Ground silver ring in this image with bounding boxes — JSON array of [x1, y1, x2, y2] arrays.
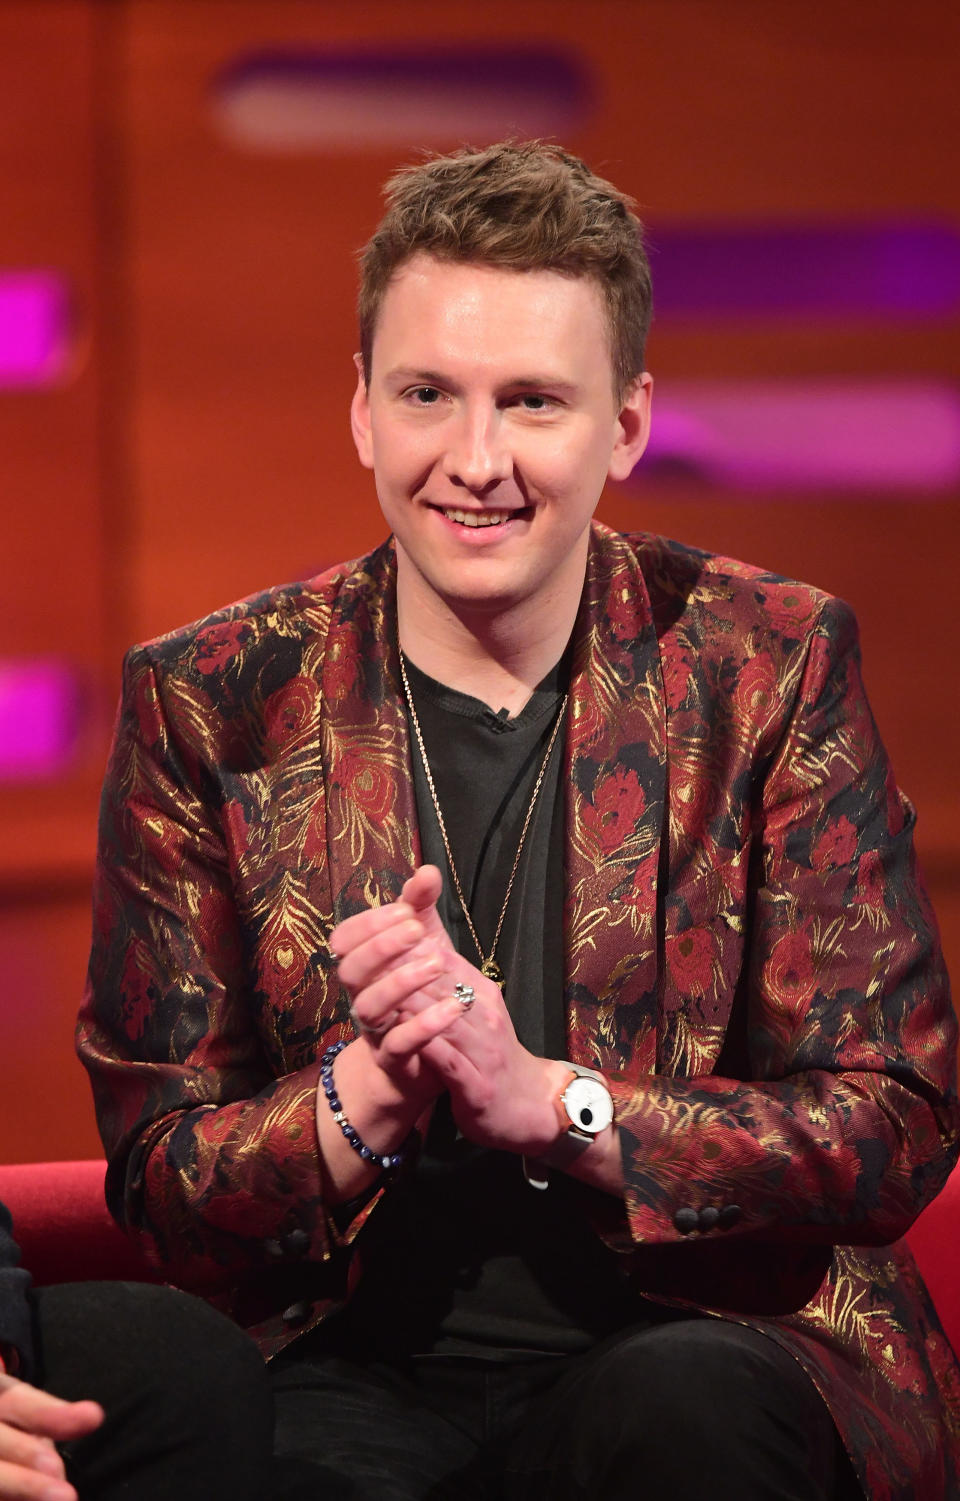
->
[[453, 982, 476, 1013]]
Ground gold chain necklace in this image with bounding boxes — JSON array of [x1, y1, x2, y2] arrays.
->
[[398, 649, 568, 992]]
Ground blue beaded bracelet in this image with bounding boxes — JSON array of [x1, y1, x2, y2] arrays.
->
[[319, 1040, 407, 1171]]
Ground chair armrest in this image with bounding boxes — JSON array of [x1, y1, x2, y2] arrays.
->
[[2, 1159, 954, 1346], [0, 1160, 160, 1286], [906, 1165, 960, 1356]]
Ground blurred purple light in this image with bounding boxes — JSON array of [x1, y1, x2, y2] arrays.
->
[[212, 46, 592, 150], [0, 661, 82, 779], [642, 381, 960, 491], [649, 225, 960, 317], [0, 272, 71, 387]]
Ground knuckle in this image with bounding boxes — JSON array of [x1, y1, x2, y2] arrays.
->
[[335, 956, 359, 989], [476, 1078, 495, 1108]]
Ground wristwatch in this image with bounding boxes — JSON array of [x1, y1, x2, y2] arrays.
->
[[522, 1064, 615, 1191], [554, 1063, 614, 1141]]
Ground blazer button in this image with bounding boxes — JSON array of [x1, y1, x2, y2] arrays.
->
[[281, 1300, 312, 1327], [280, 1228, 311, 1258], [673, 1207, 700, 1235], [718, 1204, 743, 1230], [698, 1206, 720, 1231]]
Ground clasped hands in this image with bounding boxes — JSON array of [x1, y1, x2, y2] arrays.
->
[[329, 865, 571, 1160]]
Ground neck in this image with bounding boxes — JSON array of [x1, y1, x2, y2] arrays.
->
[[396, 561, 584, 718]]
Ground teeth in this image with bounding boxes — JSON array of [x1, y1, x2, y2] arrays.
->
[[443, 508, 512, 528]]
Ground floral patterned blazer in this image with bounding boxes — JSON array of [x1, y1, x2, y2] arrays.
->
[[78, 524, 960, 1499]]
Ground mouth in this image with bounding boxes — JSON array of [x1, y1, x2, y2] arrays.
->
[[433, 506, 529, 530]]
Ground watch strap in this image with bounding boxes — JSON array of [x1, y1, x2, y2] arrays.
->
[[558, 1060, 606, 1083]]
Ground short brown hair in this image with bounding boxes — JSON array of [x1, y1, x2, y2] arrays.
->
[[357, 141, 652, 399]]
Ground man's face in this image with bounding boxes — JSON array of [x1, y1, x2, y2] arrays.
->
[[351, 253, 651, 623]]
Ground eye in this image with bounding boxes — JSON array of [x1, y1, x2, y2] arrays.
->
[[513, 393, 555, 412], [406, 385, 443, 405]]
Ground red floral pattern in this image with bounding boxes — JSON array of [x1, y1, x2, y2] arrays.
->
[[582, 767, 647, 857], [661, 648, 695, 710], [331, 745, 395, 824], [855, 848, 886, 909], [762, 925, 819, 1014], [665, 926, 716, 996], [263, 675, 320, 749], [811, 815, 858, 872], [194, 619, 252, 676], [733, 651, 779, 726]]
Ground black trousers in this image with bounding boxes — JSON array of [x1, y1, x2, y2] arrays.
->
[[33, 1280, 273, 1500], [269, 1318, 863, 1500]]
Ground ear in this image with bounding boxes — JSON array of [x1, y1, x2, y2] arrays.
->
[[350, 353, 375, 470], [607, 372, 653, 483]]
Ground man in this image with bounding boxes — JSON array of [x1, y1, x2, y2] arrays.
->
[[0, 1198, 272, 1498], [78, 142, 960, 1499]]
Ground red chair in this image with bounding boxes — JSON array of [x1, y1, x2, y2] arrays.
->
[[0, 1158, 957, 1353], [902, 1162, 960, 1350], [0, 1159, 159, 1286]]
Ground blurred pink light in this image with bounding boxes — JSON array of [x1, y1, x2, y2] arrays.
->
[[642, 381, 960, 491], [0, 272, 71, 387], [0, 661, 81, 779]]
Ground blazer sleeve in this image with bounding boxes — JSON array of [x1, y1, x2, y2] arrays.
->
[[0, 1201, 35, 1381], [77, 645, 339, 1292], [611, 596, 960, 1249]]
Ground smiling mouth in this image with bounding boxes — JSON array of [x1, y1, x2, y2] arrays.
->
[[438, 507, 523, 528]]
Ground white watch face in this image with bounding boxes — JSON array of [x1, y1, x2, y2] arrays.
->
[[563, 1076, 614, 1136]]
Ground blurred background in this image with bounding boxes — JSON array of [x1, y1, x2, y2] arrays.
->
[[2, 0, 958, 1162]]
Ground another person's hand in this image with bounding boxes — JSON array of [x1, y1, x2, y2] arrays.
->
[[0, 1368, 102, 1501]]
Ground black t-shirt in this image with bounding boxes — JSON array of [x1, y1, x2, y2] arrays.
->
[[407, 652, 568, 1058], [318, 659, 644, 1361]]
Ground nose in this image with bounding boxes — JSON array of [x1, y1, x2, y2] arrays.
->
[[441, 405, 513, 493]]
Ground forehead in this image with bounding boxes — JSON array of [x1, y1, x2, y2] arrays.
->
[[371, 253, 613, 380]]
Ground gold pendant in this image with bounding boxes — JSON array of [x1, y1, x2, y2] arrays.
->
[[481, 958, 505, 989]]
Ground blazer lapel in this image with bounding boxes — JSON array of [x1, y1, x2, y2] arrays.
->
[[320, 541, 421, 924], [563, 525, 667, 1082]]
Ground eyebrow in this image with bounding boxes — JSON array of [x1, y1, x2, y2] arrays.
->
[[385, 366, 580, 394], [385, 368, 449, 387]]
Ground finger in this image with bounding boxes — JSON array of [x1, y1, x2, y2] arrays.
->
[[351, 950, 450, 1030], [0, 1428, 78, 1498], [330, 897, 418, 960], [399, 868, 455, 947], [0, 1424, 65, 1475], [336, 917, 425, 992], [0, 1451, 77, 1501], [0, 1384, 103, 1444], [375, 996, 472, 1060], [0, 1455, 76, 1501], [400, 865, 444, 912]]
